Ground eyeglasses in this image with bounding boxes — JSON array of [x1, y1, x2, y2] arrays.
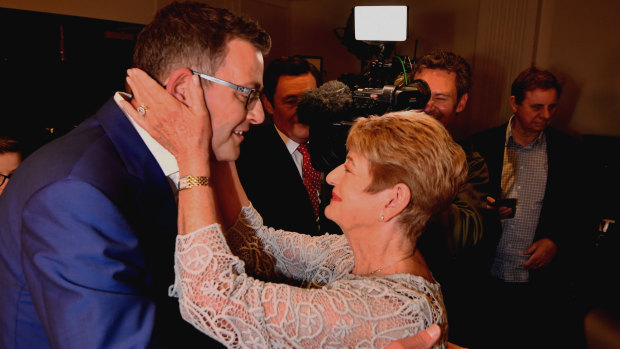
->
[[0, 173, 11, 186], [191, 70, 261, 110]]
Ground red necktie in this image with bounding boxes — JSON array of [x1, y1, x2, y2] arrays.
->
[[297, 143, 321, 217]]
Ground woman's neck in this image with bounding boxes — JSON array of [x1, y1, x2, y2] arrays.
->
[[348, 225, 432, 282]]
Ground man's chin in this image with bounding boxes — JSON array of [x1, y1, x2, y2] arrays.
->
[[291, 126, 310, 144], [213, 147, 241, 162]]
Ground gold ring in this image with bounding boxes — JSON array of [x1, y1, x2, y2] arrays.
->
[[137, 105, 149, 116]]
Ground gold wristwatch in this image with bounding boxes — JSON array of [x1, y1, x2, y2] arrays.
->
[[178, 175, 210, 190]]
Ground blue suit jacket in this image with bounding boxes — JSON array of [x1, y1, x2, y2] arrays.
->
[[0, 98, 222, 348]]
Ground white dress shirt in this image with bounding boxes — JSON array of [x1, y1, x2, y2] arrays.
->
[[274, 124, 303, 178]]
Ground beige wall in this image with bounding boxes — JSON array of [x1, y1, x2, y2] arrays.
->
[[541, 0, 620, 137], [2, 0, 618, 137], [286, 1, 480, 82], [0, 0, 157, 24]]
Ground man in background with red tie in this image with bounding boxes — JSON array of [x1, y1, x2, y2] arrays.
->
[[236, 55, 336, 236]]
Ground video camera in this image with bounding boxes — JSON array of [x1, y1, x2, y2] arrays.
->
[[298, 6, 430, 173]]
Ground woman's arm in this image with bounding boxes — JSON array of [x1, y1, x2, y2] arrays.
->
[[171, 224, 444, 348], [225, 208, 353, 284]]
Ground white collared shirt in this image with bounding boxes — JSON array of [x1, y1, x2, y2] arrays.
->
[[113, 92, 180, 192], [274, 124, 303, 178]]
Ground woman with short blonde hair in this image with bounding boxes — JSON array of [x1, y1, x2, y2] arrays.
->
[[347, 112, 467, 242]]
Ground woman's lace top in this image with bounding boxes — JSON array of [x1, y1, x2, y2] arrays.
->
[[169, 205, 447, 348]]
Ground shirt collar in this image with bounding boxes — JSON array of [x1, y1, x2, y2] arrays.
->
[[505, 114, 546, 147], [274, 124, 301, 154], [113, 92, 179, 178]]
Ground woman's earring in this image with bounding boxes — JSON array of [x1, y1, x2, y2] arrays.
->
[[380, 215, 384, 221]]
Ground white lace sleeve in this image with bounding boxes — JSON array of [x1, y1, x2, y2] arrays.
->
[[170, 223, 448, 349], [224, 205, 353, 285]]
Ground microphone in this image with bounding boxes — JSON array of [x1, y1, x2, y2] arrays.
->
[[296, 80, 354, 127], [295, 79, 430, 174], [296, 80, 355, 174]]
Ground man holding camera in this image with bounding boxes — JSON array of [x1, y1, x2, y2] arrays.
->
[[407, 50, 500, 347], [236, 55, 335, 236]]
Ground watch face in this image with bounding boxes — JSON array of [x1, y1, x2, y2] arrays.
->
[[178, 177, 188, 190]]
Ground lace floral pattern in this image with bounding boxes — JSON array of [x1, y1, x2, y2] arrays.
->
[[170, 205, 447, 348]]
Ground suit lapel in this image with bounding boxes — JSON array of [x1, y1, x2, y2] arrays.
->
[[265, 126, 314, 201], [95, 98, 178, 239]]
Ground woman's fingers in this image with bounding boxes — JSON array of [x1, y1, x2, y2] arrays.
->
[[121, 68, 212, 159], [126, 68, 166, 107], [115, 92, 141, 121], [186, 74, 212, 141], [188, 74, 209, 119]]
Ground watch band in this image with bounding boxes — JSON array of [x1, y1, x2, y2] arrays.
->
[[178, 175, 210, 190]]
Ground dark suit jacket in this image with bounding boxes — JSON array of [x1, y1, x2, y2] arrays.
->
[[469, 123, 583, 281], [236, 123, 337, 236], [0, 98, 222, 348]]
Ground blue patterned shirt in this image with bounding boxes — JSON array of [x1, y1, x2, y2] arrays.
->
[[490, 116, 548, 282]]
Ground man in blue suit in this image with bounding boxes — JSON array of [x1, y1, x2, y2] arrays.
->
[[0, 2, 270, 347]]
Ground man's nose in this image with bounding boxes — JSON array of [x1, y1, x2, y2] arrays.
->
[[424, 101, 434, 114], [248, 101, 265, 124]]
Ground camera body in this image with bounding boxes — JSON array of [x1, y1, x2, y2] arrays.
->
[[352, 80, 430, 117], [298, 74, 430, 174], [301, 5, 431, 173]]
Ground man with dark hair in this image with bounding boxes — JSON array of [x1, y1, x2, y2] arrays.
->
[[0, 2, 269, 348], [407, 50, 500, 346], [469, 66, 582, 348], [0, 136, 22, 196], [236, 55, 333, 236]]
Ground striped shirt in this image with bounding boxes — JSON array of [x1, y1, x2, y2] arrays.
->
[[491, 116, 548, 282]]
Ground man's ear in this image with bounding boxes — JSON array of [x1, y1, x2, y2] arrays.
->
[[261, 94, 274, 115], [456, 92, 469, 113], [382, 183, 411, 222], [509, 95, 518, 113], [164, 68, 195, 106]]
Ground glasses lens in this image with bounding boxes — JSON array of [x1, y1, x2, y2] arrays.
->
[[246, 90, 261, 110]]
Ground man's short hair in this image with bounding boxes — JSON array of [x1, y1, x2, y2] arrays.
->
[[412, 50, 471, 100], [133, 1, 271, 82], [0, 136, 22, 156], [262, 55, 322, 104], [511, 66, 562, 105]]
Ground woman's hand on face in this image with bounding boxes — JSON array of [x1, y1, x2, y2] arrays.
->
[[120, 68, 212, 164]]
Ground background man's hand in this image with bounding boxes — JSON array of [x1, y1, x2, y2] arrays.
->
[[523, 238, 558, 269], [486, 196, 514, 220]]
